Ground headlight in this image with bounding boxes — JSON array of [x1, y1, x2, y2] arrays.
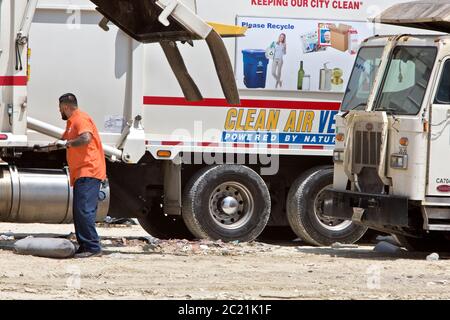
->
[[333, 149, 345, 163], [390, 154, 408, 170]]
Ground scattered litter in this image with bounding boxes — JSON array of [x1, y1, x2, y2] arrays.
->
[[0, 235, 14, 241], [200, 245, 209, 250], [259, 293, 304, 299], [181, 245, 192, 253], [427, 280, 448, 286], [24, 288, 38, 294], [373, 241, 403, 254], [103, 217, 137, 226], [426, 253, 440, 261], [101, 240, 113, 245], [221, 249, 231, 256], [107, 253, 136, 260], [331, 242, 359, 249], [140, 236, 161, 245]]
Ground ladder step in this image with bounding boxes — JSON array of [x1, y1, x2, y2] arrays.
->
[[428, 224, 450, 231]]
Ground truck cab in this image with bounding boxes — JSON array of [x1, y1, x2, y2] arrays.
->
[[324, 1, 450, 250]]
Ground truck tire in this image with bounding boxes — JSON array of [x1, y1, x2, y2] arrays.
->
[[287, 166, 368, 246], [393, 233, 449, 252], [182, 165, 271, 242], [138, 199, 193, 240]]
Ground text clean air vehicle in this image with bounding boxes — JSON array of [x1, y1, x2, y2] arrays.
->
[[324, 0, 450, 251], [1, 0, 415, 244]]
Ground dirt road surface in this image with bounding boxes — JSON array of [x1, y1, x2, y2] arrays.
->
[[0, 223, 449, 300]]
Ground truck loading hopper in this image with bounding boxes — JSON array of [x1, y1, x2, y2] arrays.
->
[[371, 0, 450, 33]]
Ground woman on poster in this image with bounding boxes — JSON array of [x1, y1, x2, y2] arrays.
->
[[272, 33, 287, 88]]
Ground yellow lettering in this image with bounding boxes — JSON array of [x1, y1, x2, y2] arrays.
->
[[296, 111, 304, 133], [266, 110, 280, 131], [225, 108, 237, 130], [302, 111, 315, 132], [236, 109, 245, 131], [284, 111, 297, 132], [245, 109, 257, 131], [254, 110, 266, 131]]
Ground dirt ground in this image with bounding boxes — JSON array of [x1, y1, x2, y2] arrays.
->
[[0, 223, 449, 300]]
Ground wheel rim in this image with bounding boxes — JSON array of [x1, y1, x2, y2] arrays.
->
[[313, 185, 353, 231], [209, 182, 254, 230]]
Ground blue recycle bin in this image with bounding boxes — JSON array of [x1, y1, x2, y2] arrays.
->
[[242, 49, 269, 89]]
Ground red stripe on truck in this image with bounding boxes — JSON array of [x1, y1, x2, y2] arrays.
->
[[161, 141, 183, 146], [0, 76, 28, 86], [268, 144, 290, 149], [303, 145, 324, 150], [143, 96, 340, 110]]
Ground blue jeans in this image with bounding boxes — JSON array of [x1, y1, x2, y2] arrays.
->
[[73, 177, 102, 253]]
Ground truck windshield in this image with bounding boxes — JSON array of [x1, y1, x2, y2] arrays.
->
[[375, 46, 437, 115], [341, 47, 383, 111]]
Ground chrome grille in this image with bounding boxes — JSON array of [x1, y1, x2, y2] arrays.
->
[[353, 130, 382, 167]]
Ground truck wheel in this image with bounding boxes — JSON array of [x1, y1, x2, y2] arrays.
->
[[393, 233, 449, 252], [182, 165, 271, 242], [138, 198, 193, 240], [287, 166, 368, 246]]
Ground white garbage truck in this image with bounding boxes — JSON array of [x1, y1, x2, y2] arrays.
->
[[1, 0, 413, 244], [324, 0, 450, 251]]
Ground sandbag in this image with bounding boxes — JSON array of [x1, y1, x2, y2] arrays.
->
[[14, 237, 76, 259]]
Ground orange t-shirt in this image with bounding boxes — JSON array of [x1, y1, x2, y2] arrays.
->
[[62, 109, 107, 186]]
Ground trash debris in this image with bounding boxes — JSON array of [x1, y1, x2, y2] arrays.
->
[[140, 236, 161, 246], [427, 280, 448, 286], [104, 217, 137, 226], [14, 238, 75, 259], [101, 240, 113, 245], [426, 253, 440, 261], [0, 235, 14, 241], [200, 245, 209, 250], [107, 253, 136, 260], [373, 241, 403, 254], [24, 288, 38, 294], [181, 245, 193, 253], [331, 242, 358, 249]]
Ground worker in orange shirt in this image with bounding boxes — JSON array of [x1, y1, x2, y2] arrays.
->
[[57, 93, 106, 258]]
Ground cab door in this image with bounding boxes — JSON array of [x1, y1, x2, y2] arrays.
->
[[427, 58, 450, 196]]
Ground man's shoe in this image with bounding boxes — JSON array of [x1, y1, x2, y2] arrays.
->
[[75, 247, 85, 254], [74, 251, 102, 259]]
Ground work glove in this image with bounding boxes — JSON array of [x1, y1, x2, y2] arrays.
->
[[55, 140, 68, 148]]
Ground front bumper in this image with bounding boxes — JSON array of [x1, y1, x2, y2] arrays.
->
[[323, 189, 409, 228]]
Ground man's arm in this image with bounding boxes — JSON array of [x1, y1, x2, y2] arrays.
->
[[68, 132, 93, 148]]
